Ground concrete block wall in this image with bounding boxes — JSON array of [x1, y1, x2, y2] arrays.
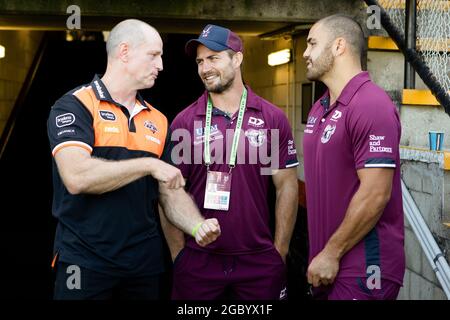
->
[[401, 105, 450, 151], [398, 158, 450, 300], [0, 30, 43, 136]]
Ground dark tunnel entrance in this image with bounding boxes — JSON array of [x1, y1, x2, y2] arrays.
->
[[0, 31, 309, 299]]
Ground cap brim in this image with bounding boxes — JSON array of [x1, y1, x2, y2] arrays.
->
[[185, 39, 230, 57]]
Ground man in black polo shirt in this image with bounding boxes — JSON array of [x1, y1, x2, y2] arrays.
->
[[47, 19, 220, 300]]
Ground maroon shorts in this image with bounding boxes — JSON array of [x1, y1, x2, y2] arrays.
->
[[312, 277, 401, 300], [171, 246, 286, 300]]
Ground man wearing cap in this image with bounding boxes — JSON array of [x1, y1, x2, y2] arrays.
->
[[159, 24, 299, 300], [302, 14, 404, 300]]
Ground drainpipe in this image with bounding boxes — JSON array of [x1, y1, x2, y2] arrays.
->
[[404, 0, 416, 89]]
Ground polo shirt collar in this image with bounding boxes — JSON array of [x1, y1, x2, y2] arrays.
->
[[195, 85, 261, 116], [336, 71, 371, 106], [90, 74, 150, 110]]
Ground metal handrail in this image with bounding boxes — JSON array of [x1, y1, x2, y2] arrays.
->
[[402, 179, 450, 299]]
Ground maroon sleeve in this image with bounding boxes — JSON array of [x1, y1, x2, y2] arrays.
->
[[348, 97, 400, 170]]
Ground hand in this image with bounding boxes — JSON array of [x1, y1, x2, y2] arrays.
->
[[149, 158, 185, 189], [307, 249, 340, 287], [195, 218, 221, 247]]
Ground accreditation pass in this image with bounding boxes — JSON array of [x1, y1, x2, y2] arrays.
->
[[203, 171, 232, 211]]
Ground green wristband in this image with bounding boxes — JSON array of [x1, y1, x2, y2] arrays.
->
[[191, 222, 203, 237]]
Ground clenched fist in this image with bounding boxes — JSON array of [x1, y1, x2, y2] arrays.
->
[[194, 218, 221, 247]]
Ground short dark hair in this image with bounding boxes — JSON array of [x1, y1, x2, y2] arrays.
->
[[225, 49, 236, 59], [318, 14, 366, 61]]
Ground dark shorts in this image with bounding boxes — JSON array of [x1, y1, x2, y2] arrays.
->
[[53, 262, 160, 300], [171, 246, 286, 300], [312, 277, 401, 300]]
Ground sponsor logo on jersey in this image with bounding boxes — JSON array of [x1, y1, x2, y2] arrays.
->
[[330, 110, 342, 122], [99, 110, 116, 122], [56, 113, 75, 128], [369, 135, 392, 153], [306, 116, 317, 128], [57, 129, 76, 136], [288, 140, 297, 155], [94, 80, 105, 99], [248, 116, 264, 127], [104, 126, 120, 133], [195, 124, 218, 137], [145, 135, 161, 145]]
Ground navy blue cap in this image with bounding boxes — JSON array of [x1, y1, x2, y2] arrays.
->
[[185, 24, 243, 56]]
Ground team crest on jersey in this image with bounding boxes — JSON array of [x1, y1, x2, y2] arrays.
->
[[321, 124, 336, 144], [245, 129, 266, 147], [144, 120, 158, 133]]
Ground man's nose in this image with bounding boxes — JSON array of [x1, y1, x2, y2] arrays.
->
[[156, 56, 163, 71]]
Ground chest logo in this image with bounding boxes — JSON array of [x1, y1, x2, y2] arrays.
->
[[330, 110, 342, 122], [248, 117, 264, 127], [56, 113, 75, 128], [321, 124, 336, 144], [245, 129, 266, 147], [99, 110, 116, 122], [144, 120, 158, 133]]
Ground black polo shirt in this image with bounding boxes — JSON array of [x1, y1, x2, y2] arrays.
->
[[47, 75, 171, 276]]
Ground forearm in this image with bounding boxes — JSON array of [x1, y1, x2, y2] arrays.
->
[[324, 188, 388, 259], [274, 181, 298, 255], [159, 186, 204, 235], [69, 156, 153, 194], [158, 204, 185, 259]]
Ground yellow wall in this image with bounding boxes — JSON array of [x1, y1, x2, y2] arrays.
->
[[241, 33, 309, 180]]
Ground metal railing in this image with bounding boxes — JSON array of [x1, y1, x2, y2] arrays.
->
[[402, 180, 450, 299]]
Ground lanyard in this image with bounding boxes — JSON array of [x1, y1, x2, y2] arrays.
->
[[204, 88, 247, 170]]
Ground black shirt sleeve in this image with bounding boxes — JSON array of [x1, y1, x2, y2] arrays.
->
[[47, 94, 95, 156]]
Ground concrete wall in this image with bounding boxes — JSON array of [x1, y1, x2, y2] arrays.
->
[[398, 155, 450, 300], [0, 30, 43, 136], [401, 105, 450, 150]]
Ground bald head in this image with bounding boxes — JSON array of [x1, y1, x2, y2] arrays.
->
[[316, 14, 366, 60], [106, 19, 159, 59]]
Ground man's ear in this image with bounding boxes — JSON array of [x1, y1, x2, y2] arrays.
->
[[233, 51, 243, 68], [333, 38, 346, 57], [118, 42, 129, 62]]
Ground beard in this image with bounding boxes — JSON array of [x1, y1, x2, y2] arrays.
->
[[306, 45, 334, 81], [203, 69, 236, 94]]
